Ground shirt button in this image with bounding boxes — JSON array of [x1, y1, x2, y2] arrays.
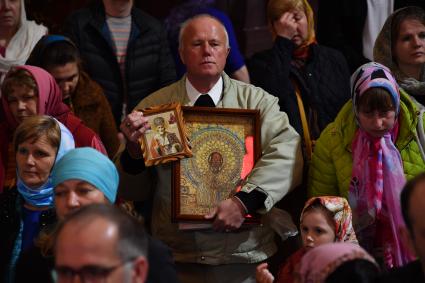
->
[[201, 256, 205, 261]]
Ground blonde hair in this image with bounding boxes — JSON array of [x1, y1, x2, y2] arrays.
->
[[267, 0, 305, 23], [266, 0, 316, 44]]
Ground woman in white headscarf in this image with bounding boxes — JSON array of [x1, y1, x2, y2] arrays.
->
[[0, 0, 47, 82]]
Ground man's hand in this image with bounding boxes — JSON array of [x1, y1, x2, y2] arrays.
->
[[256, 263, 275, 283], [273, 12, 297, 40], [204, 197, 246, 232], [120, 111, 150, 159]]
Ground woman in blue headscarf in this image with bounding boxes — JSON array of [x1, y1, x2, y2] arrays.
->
[[50, 147, 179, 283], [52, 147, 119, 220], [0, 115, 74, 282]]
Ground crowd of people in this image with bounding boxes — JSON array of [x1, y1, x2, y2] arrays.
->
[[2, 0, 425, 282]]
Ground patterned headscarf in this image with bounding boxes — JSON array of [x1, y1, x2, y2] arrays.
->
[[297, 242, 378, 283], [349, 62, 412, 268], [351, 62, 400, 117], [301, 196, 358, 243]]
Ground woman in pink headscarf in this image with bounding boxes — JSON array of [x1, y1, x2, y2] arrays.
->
[[0, 65, 107, 193], [309, 62, 421, 268], [296, 242, 379, 283]]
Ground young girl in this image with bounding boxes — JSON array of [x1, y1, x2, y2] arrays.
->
[[309, 62, 419, 268], [256, 196, 357, 283]]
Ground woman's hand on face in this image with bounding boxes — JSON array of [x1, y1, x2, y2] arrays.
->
[[273, 12, 298, 41]]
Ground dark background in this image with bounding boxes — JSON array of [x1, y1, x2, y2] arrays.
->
[[25, 0, 318, 58]]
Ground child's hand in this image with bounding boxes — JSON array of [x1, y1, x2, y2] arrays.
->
[[256, 263, 275, 283]]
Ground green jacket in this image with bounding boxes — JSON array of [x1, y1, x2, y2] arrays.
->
[[308, 89, 425, 198], [117, 73, 303, 264]]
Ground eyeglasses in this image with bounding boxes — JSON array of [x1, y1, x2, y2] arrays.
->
[[52, 259, 134, 283]]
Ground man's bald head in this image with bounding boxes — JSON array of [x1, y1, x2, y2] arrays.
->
[[178, 14, 230, 51]]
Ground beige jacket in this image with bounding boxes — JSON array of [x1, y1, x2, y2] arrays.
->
[[117, 73, 302, 264]]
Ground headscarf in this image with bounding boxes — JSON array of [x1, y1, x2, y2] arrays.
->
[[17, 119, 75, 208], [1, 65, 70, 130], [52, 147, 119, 203], [26, 35, 78, 68], [0, 65, 71, 191], [267, 0, 316, 60], [374, 6, 425, 98], [0, 0, 47, 80], [297, 242, 378, 283], [301, 196, 358, 243], [349, 62, 413, 268]]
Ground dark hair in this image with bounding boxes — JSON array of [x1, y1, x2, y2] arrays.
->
[[391, 6, 425, 52], [325, 259, 379, 283], [356, 87, 395, 113], [27, 36, 81, 70], [1, 68, 38, 98], [54, 204, 148, 260], [401, 172, 425, 232], [302, 199, 336, 234]]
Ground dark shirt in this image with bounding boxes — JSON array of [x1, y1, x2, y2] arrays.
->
[[378, 260, 425, 283], [21, 207, 42, 251]]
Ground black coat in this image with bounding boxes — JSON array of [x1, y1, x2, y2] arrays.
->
[[247, 37, 351, 141], [0, 189, 56, 281], [64, 1, 176, 125], [377, 260, 425, 283], [317, 0, 425, 72]]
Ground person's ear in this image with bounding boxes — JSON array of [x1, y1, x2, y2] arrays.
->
[[179, 47, 185, 65], [133, 256, 149, 283], [400, 226, 417, 256]]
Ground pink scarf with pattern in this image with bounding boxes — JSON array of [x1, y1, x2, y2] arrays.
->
[[349, 62, 413, 268]]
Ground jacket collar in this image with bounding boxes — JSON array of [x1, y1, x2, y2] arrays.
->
[[71, 71, 103, 108], [175, 72, 233, 106]]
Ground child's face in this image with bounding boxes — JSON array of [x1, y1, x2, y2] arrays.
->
[[357, 109, 396, 138], [300, 210, 336, 250]]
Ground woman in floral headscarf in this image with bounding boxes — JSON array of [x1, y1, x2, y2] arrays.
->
[[374, 6, 425, 106], [308, 62, 423, 268], [256, 196, 357, 283], [296, 242, 379, 283]]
